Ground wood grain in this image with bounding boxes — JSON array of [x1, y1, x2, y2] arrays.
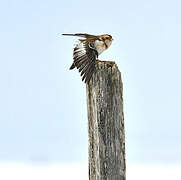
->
[[86, 61, 126, 180]]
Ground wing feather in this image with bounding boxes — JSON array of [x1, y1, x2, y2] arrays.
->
[[82, 51, 96, 83], [71, 41, 97, 83]]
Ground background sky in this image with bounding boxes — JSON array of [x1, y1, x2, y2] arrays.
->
[[0, 0, 181, 179]]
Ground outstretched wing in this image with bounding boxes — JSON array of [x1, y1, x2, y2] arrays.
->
[[72, 41, 98, 83]]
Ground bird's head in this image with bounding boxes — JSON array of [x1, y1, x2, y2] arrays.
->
[[100, 34, 113, 49]]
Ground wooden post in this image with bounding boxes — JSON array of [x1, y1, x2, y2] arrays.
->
[[86, 61, 126, 180]]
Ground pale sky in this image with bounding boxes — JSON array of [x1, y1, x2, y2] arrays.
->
[[0, 0, 181, 178]]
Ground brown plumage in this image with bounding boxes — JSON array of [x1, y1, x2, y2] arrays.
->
[[62, 33, 113, 83]]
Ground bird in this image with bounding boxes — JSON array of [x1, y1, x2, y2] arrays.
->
[[62, 33, 113, 83]]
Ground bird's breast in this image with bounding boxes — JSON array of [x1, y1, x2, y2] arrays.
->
[[94, 40, 106, 55]]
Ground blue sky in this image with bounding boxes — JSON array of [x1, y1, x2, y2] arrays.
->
[[0, 0, 181, 171]]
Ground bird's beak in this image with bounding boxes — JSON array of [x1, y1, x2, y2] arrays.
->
[[111, 37, 114, 41]]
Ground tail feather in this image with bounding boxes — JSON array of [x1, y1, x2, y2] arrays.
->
[[62, 33, 76, 36], [62, 33, 97, 39]]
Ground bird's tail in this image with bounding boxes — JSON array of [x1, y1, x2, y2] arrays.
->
[[62, 33, 97, 39], [62, 33, 77, 36]]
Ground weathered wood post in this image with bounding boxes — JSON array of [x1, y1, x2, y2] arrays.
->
[[86, 61, 126, 180]]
